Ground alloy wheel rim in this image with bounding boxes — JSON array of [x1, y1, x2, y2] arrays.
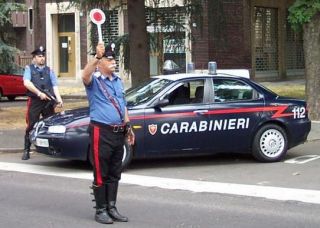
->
[[259, 129, 285, 158]]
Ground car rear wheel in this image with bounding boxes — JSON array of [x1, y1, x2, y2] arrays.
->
[[252, 124, 288, 162], [88, 138, 133, 170]]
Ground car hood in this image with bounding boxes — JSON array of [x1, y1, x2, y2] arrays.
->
[[43, 107, 89, 126]]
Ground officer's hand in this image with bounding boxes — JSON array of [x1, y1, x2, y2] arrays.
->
[[127, 129, 135, 145], [95, 42, 105, 59], [56, 99, 63, 108], [38, 92, 49, 100]]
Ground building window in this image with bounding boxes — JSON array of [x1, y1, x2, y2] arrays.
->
[[58, 14, 75, 32], [28, 8, 33, 30], [254, 7, 278, 72], [286, 12, 304, 71]]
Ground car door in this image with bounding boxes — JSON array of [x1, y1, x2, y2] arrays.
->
[[143, 78, 212, 156], [10, 74, 25, 95], [0, 74, 10, 95], [207, 78, 264, 153], [1, 74, 24, 95]]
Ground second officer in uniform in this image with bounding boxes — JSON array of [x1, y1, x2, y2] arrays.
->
[[22, 46, 63, 160]]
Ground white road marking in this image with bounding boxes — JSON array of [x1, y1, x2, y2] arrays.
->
[[1, 161, 320, 204], [284, 155, 320, 164]]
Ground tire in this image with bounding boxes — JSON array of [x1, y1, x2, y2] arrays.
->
[[252, 124, 288, 162], [7, 96, 16, 101], [121, 139, 133, 170], [0, 89, 3, 101], [87, 138, 133, 170]]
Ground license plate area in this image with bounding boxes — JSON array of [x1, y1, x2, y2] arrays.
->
[[36, 138, 49, 147]]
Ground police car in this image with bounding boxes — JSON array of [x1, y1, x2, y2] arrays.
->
[[30, 67, 311, 169]]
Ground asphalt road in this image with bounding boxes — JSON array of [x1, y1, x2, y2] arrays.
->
[[1, 142, 320, 228], [1, 170, 320, 228]]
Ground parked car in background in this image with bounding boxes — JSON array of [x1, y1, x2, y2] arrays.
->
[[0, 67, 26, 101], [30, 68, 311, 169], [163, 60, 181, 75]]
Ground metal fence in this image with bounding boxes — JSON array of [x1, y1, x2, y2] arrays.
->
[[17, 55, 33, 67]]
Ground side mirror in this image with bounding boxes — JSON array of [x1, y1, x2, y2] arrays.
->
[[154, 98, 169, 108]]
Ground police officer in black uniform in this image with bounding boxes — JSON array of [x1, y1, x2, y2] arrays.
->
[[82, 42, 135, 224], [22, 46, 63, 160]]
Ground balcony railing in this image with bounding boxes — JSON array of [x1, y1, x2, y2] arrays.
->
[[17, 55, 33, 67]]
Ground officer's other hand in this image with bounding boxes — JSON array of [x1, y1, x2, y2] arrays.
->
[[39, 92, 49, 100], [127, 129, 135, 145], [56, 100, 63, 108], [95, 42, 105, 59]]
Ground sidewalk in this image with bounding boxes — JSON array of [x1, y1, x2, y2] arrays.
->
[[57, 77, 131, 99]]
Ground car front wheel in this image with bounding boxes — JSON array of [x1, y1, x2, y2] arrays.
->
[[121, 139, 133, 170], [252, 124, 288, 162]]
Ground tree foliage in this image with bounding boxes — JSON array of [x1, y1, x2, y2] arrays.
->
[[288, 0, 320, 120], [0, 1, 25, 73], [288, 0, 320, 31]]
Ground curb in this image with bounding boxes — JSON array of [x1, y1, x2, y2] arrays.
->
[[0, 147, 36, 153], [61, 95, 87, 99], [0, 148, 23, 153]]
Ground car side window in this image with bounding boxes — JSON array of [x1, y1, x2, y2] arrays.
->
[[166, 79, 205, 105], [213, 78, 255, 102]]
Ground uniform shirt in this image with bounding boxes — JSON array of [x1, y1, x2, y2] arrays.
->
[[85, 71, 126, 125], [23, 64, 58, 86]]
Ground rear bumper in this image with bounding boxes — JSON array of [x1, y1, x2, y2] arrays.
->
[[287, 119, 311, 148]]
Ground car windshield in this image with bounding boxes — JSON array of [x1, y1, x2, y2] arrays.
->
[[126, 78, 172, 106]]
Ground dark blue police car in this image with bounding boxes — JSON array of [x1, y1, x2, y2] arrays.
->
[[30, 69, 311, 169]]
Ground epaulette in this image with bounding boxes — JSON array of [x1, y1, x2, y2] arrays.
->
[[93, 71, 102, 78]]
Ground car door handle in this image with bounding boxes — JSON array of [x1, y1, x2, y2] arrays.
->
[[193, 110, 209, 114]]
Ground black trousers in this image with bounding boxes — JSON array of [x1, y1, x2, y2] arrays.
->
[[25, 97, 55, 135], [89, 122, 125, 187]]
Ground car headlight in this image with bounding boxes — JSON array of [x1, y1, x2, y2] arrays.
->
[[48, 125, 66, 134]]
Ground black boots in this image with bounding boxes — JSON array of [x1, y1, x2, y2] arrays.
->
[[106, 182, 128, 222], [92, 182, 128, 224], [107, 201, 129, 222], [21, 135, 31, 160], [92, 185, 113, 224]]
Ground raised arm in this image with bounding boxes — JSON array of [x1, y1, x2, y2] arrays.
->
[[82, 42, 105, 85]]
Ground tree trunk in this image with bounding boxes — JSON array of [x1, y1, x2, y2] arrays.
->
[[127, 0, 149, 87], [303, 13, 320, 121]]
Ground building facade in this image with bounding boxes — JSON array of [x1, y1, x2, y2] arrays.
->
[[13, 0, 304, 82]]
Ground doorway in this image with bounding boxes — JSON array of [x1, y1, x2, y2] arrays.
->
[[58, 14, 75, 77], [58, 32, 75, 77]]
